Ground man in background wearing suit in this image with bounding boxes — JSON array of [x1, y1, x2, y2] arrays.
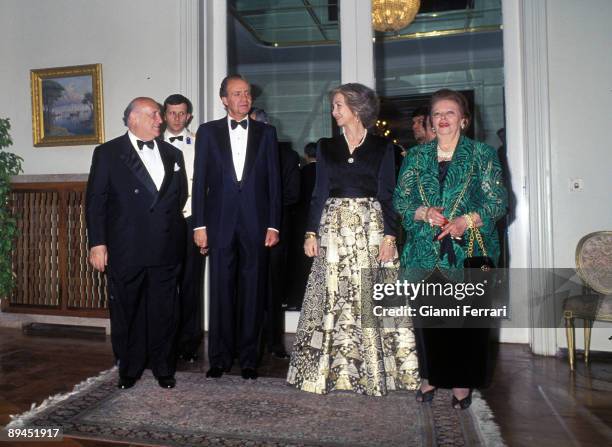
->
[[162, 94, 203, 363], [287, 142, 317, 310], [267, 140, 300, 358], [86, 97, 187, 390], [249, 107, 300, 359], [411, 106, 429, 145], [192, 75, 281, 380]]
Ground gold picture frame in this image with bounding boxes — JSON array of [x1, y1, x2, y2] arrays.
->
[[31, 63, 104, 147]]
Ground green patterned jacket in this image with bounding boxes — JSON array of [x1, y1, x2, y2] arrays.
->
[[393, 136, 507, 281]]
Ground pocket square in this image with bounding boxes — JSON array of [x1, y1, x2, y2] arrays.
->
[[174, 162, 181, 172]]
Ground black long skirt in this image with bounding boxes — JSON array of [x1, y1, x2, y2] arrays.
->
[[415, 327, 489, 388], [414, 271, 490, 389]]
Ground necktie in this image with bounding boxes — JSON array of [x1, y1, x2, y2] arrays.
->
[[169, 135, 183, 143], [230, 119, 248, 130], [137, 140, 154, 150]]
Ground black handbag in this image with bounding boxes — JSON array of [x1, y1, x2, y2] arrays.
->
[[463, 255, 495, 270], [463, 226, 495, 284], [463, 227, 498, 327]]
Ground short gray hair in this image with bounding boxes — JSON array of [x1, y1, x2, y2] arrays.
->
[[122, 98, 138, 126], [329, 83, 379, 128], [219, 74, 248, 98], [122, 97, 159, 126]]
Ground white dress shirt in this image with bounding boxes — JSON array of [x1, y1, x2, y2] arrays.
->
[[193, 117, 277, 234], [165, 128, 195, 216], [128, 130, 164, 190], [227, 115, 248, 181]]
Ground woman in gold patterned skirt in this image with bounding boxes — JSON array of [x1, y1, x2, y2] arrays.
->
[[286, 83, 419, 396]]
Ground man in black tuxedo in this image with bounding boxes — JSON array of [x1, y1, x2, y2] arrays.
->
[[86, 97, 187, 390], [248, 108, 300, 358], [265, 141, 300, 358], [287, 142, 317, 309], [161, 94, 203, 363], [192, 75, 281, 380]]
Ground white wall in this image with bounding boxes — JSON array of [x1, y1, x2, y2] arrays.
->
[[0, 0, 183, 175], [546, 0, 612, 352]]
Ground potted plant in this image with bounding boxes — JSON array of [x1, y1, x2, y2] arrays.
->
[[0, 118, 23, 303]]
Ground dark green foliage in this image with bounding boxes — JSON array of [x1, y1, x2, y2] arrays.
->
[[0, 118, 23, 298]]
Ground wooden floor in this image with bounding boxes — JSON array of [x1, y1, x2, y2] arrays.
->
[[1, 327, 611, 447]]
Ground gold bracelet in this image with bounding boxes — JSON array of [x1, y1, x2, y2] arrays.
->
[[304, 232, 317, 240], [464, 213, 474, 229], [422, 206, 430, 222], [383, 236, 396, 246]]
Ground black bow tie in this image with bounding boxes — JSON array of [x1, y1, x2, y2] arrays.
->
[[230, 119, 248, 130], [136, 139, 154, 150], [169, 135, 183, 143]]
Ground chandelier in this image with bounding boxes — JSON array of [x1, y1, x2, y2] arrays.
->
[[371, 0, 421, 33]]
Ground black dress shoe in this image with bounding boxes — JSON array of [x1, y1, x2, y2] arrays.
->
[[206, 366, 224, 378], [451, 390, 473, 410], [241, 368, 258, 380], [415, 387, 436, 403], [117, 376, 137, 389], [157, 376, 176, 389]]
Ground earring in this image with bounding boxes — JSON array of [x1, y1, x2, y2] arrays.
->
[[432, 127, 436, 133], [460, 121, 466, 130]]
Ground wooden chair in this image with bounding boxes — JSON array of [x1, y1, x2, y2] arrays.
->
[[563, 231, 612, 370]]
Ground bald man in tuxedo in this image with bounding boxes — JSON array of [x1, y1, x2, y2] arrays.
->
[[86, 97, 187, 390]]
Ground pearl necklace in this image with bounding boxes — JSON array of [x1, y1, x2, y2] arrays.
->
[[437, 144, 455, 161], [344, 129, 367, 164]]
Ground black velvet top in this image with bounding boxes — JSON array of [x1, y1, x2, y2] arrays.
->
[[307, 133, 398, 236]]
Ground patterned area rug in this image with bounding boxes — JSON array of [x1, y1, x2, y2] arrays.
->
[[8, 369, 505, 446]]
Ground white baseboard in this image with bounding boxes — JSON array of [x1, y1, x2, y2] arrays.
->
[[0, 311, 110, 334], [499, 327, 529, 344]]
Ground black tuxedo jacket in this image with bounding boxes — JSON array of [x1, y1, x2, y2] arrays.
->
[[278, 143, 300, 208], [192, 117, 281, 248], [86, 133, 188, 270], [299, 162, 316, 206]]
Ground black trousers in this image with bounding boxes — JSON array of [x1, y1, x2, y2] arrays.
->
[[208, 223, 267, 369], [177, 216, 204, 355], [264, 209, 293, 352], [107, 263, 181, 379]]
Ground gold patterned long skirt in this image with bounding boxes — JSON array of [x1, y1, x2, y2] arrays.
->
[[287, 198, 419, 396]]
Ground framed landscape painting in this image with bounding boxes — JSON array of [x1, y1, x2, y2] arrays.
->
[[30, 64, 104, 147]]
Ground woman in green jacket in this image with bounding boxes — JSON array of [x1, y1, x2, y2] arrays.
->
[[393, 89, 507, 409]]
